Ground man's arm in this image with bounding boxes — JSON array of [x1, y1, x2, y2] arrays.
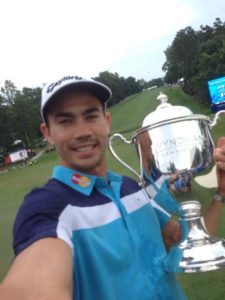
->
[[202, 137, 225, 235], [0, 238, 73, 300]]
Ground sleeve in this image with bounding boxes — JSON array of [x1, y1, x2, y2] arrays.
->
[[13, 187, 68, 256], [145, 174, 180, 215], [122, 175, 171, 227], [150, 198, 171, 228]]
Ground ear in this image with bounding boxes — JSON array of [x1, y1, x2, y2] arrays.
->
[[40, 123, 55, 146], [105, 112, 111, 135]]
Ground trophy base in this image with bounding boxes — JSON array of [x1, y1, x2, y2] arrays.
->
[[178, 201, 225, 273], [179, 237, 225, 273]]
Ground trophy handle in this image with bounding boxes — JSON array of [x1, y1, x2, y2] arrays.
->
[[210, 110, 225, 128], [109, 133, 142, 182]]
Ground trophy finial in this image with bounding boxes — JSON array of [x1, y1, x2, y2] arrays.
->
[[156, 92, 168, 104]]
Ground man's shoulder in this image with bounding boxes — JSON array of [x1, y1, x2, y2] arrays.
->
[[20, 178, 71, 212], [14, 179, 70, 241], [25, 178, 65, 198]]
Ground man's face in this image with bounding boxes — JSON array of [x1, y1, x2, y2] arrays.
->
[[40, 91, 111, 176]]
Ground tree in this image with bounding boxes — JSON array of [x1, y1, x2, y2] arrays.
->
[[0, 82, 19, 149], [190, 19, 225, 103], [163, 18, 225, 104], [147, 78, 164, 88], [0, 84, 42, 152], [0, 99, 13, 150], [94, 71, 143, 106], [10, 90, 42, 147], [0, 80, 18, 105], [163, 26, 198, 92], [126, 76, 142, 96]]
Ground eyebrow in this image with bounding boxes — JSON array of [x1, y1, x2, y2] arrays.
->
[[54, 112, 74, 119], [54, 107, 102, 119], [84, 107, 102, 115]]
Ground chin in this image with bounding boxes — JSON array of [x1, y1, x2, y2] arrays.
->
[[68, 161, 98, 172]]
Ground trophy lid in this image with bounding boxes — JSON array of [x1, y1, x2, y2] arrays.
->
[[142, 93, 193, 127]]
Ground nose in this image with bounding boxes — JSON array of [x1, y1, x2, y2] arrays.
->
[[72, 119, 92, 139]]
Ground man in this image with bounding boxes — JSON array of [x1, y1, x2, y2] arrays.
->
[[0, 76, 225, 299]]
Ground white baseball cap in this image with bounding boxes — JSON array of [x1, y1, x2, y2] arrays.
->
[[41, 75, 112, 121]]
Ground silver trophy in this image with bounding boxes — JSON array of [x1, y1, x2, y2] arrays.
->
[[109, 92, 225, 273]]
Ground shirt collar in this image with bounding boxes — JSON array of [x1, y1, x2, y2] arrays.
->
[[52, 165, 121, 196]]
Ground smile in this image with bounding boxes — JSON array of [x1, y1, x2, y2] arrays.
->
[[73, 144, 97, 153]]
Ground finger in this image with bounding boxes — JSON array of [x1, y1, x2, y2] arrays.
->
[[214, 137, 225, 163], [216, 161, 225, 171], [217, 137, 225, 148], [215, 137, 225, 194]]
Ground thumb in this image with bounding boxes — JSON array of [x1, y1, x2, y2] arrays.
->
[[215, 137, 225, 194]]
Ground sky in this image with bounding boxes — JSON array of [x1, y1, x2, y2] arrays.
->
[[1, 0, 225, 90]]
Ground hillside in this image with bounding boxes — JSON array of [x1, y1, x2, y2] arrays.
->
[[109, 85, 211, 135]]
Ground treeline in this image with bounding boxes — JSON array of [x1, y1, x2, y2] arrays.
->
[[94, 72, 163, 106], [0, 75, 161, 151], [163, 18, 225, 103], [0, 81, 42, 152]]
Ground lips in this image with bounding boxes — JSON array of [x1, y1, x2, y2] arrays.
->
[[74, 145, 96, 152], [70, 140, 98, 154]]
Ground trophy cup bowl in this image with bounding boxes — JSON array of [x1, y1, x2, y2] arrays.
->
[[109, 95, 225, 273]]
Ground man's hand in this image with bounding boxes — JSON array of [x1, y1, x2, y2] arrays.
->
[[202, 137, 225, 236], [161, 219, 182, 250], [169, 172, 192, 193], [214, 137, 225, 195]]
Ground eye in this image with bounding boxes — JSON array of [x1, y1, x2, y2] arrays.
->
[[57, 118, 72, 125], [87, 113, 99, 121]]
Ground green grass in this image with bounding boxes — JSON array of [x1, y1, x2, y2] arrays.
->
[[1, 86, 225, 299], [0, 151, 57, 278], [109, 86, 215, 135]]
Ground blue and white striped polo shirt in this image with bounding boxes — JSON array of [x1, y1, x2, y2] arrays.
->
[[13, 166, 186, 300]]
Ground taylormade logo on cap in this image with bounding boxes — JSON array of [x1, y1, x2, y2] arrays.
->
[[41, 75, 112, 122], [46, 76, 83, 94]]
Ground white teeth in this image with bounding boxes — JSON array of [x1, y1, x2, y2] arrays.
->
[[75, 145, 94, 152]]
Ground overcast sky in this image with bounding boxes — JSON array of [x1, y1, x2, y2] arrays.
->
[[1, 0, 225, 89]]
